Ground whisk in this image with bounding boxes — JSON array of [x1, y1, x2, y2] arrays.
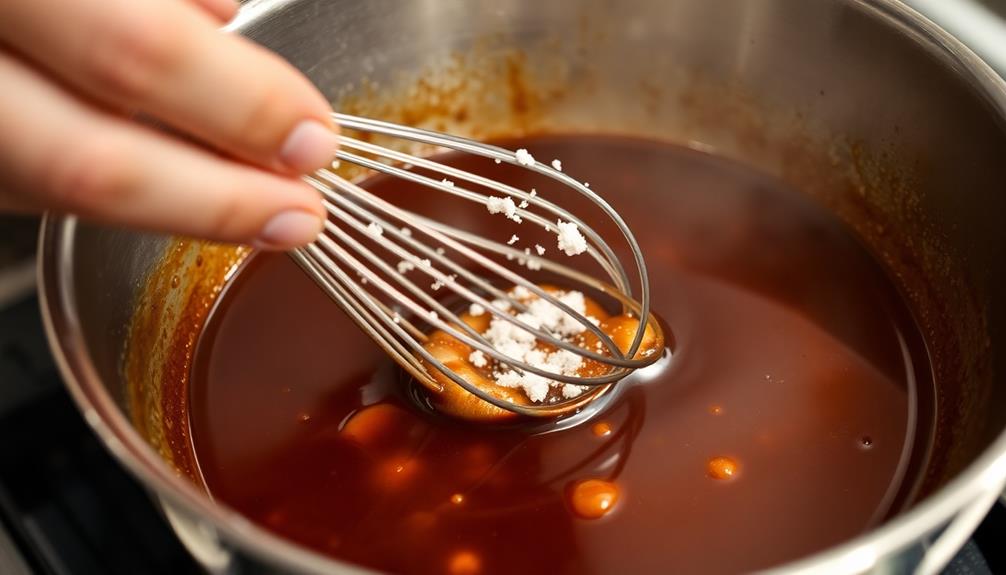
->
[[289, 113, 664, 419]]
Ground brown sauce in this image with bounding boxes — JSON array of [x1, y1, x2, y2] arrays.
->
[[189, 135, 934, 574]]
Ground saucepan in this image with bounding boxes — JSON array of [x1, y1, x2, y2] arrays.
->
[[37, 0, 1006, 573]]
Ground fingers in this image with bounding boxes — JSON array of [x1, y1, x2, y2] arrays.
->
[[188, 0, 238, 23], [0, 0, 337, 174], [0, 51, 324, 249]]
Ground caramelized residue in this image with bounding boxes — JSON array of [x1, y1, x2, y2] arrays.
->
[[123, 240, 247, 483]]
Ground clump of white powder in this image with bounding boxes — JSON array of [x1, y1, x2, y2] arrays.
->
[[518, 248, 542, 271], [469, 350, 488, 368], [486, 196, 522, 223], [556, 220, 588, 256], [507, 234, 519, 245], [366, 222, 383, 236], [474, 286, 593, 403], [515, 148, 535, 166], [551, 159, 562, 171]]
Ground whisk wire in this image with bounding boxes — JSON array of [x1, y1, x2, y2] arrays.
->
[[287, 113, 662, 417], [309, 171, 639, 371]]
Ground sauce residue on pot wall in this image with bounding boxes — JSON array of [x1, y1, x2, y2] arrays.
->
[[186, 135, 934, 574], [123, 241, 248, 484]]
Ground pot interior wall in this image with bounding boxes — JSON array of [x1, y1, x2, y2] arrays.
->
[[61, 0, 1006, 541]]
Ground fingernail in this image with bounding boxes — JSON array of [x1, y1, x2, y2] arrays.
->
[[279, 120, 338, 172], [255, 210, 324, 249]]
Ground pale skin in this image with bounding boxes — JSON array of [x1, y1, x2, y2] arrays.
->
[[0, 0, 338, 250]]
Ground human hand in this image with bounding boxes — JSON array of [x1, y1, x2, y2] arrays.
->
[[0, 0, 335, 249]]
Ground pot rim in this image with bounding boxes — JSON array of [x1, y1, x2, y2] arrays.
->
[[37, 1, 1006, 573]]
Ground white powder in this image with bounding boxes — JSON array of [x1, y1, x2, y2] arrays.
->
[[535, 244, 546, 255], [474, 286, 590, 403], [494, 158, 502, 165], [551, 159, 562, 171], [556, 220, 588, 256], [511, 285, 532, 300], [400, 227, 412, 237], [495, 371, 521, 388], [441, 178, 455, 187], [366, 222, 383, 236], [529, 189, 537, 198], [469, 303, 486, 316], [486, 196, 518, 220], [584, 182, 590, 188], [520, 373, 550, 402], [429, 310, 438, 320], [518, 199, 529, 209], [397, 260, 416, 274], [507, 234, 519, 245], [331, 160, 341, 170], [562, 384, 585, 398], [515, 148, 535, 166], [469, 350, 488, 368], [522, 248, 542, 271]]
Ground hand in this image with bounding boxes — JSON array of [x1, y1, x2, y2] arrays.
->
[[0, 0, 335, 249]]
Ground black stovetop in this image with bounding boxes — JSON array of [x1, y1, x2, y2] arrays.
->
[[0, 293, 202, 574]]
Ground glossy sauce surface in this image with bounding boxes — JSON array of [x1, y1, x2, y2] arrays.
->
[[189, 136, 932, 574]]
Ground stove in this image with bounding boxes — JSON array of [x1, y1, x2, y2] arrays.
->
[[0, 215, 1001, 574]]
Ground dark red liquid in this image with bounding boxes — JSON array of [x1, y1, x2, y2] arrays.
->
[[189, 135, 933, 574]]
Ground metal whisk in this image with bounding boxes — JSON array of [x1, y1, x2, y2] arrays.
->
[[289, 113, 663, 418]]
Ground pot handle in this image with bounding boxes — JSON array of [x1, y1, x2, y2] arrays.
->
[[913, 468, 1006, 575]]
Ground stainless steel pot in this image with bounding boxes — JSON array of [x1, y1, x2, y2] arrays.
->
[[37, 0, 1006, 573]]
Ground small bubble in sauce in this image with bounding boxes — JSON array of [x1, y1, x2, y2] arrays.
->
[[297, 413, 311, 423], [591, 422, 612, 437], [376, 458, 419, 490], [170, 275, 180, 288], [448, 550, 482, 575], [707, 456, 739, 480], [568, 479, 620, 519], [450, 493, 465, 505], [860, 436, 874, 449], [709, 405, 724, 415]]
